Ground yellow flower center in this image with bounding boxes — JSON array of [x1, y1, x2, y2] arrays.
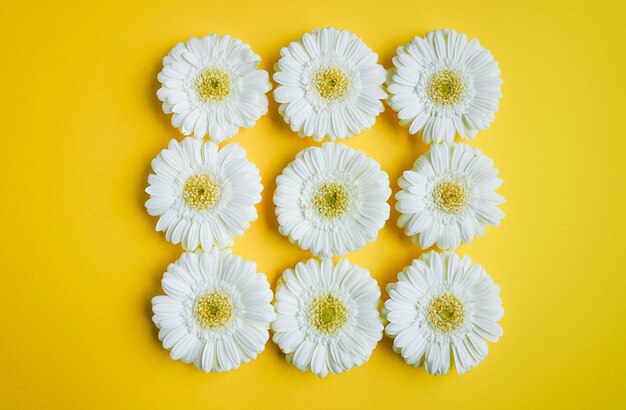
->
[[193, 291, 233, 329], [313, 183, 350, 218], [427, 69, 465, 106], [308, 294, 348, 335], [313, 67, 350, 101], [433, 180, 468, 214], [183, 173, 220, 211], [426, 294, 465, 333], [196, 68, 231, 103]]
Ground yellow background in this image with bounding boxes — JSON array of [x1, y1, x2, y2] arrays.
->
[[1, 0, 625, 408]]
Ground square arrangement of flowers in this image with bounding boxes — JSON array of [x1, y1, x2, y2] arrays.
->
[[145, 27, 505, 377]]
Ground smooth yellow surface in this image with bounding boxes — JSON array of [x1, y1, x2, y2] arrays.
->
[[1, 0, 625, 408]]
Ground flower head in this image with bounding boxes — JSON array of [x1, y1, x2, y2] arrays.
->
[[396, 143, 504, 250], [272, 258, 383, 377], [384, 251, 504, 375], [152, 249, 275, 372], [157, 34, 272, 143], [145, 137, 262, 250], [387, 29, 502, 143], [274, 142, 391, 257], [274, 27, 387, 142]]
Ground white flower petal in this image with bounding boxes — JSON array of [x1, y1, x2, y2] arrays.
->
[[200, 342, 216, 372]]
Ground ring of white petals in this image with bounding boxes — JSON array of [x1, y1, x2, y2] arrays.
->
[[181, 280, 245, 343], [417, 62, 475, 117]]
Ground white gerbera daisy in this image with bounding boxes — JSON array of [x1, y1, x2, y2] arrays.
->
[[145, 137, 262, 250], [152, 249, 275, 372], [396, 143, 504, 250], [273, 27, 387, 142], [387, 29, 502, 144], [157, 34, 271, 143], [274, 142, 391, 257], [383, 251, 503, 375], [272, 258, 383, 377]]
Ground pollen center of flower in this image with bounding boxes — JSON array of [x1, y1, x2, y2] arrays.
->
[[313, 67, 350, 101], [427, 69, 465, 106], [183, 173, 221, 211], [308, 294, 348, 335], [433, 180, 468, 214], [313, 183, 350, 218], [193, 291, 233, 329], [427, 294, 465, 333], [196, 68, 231, 103]]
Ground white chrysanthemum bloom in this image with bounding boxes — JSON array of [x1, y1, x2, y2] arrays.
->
[[273, 27, 387, 142], [274, 143, 391, 257], [387, 29, 502, 144], [383, 251, 503, 375], [157, 34, 271, 143], [396, 143, 504, 250], [272, 258, 383, 377], [145, 137, 262, 250], [152, 249, 275, 373]]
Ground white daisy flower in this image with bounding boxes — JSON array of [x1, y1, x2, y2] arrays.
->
[[396, 142, 504, 250], [145, 137, 262, 250], [383, 251, 504, 375], [274, 142, 391, 257], [272, 258, 383, 377], [387, 29, 502, 144], [152, 249, 275, 373], [157, 34, 271, 143], [273, 27, 387, 142]]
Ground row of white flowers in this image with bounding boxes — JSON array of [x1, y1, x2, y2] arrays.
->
[[152, 249, 502, 377], [157, 28, 501, 145], [145, 137, 504, 256]]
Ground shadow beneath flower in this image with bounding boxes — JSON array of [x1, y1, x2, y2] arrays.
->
[[261, 58, 313, 236], [136, 145, 157, 220], [144, 284, 162, 347], [141, 246, 183, 352], [129, 50, 185, 355], [378, 334, 410, 366], [147, 54, 178, 137], [260, 144, 292, 234], [375, 30, 433, 144], [386, 140, 429, 241]]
